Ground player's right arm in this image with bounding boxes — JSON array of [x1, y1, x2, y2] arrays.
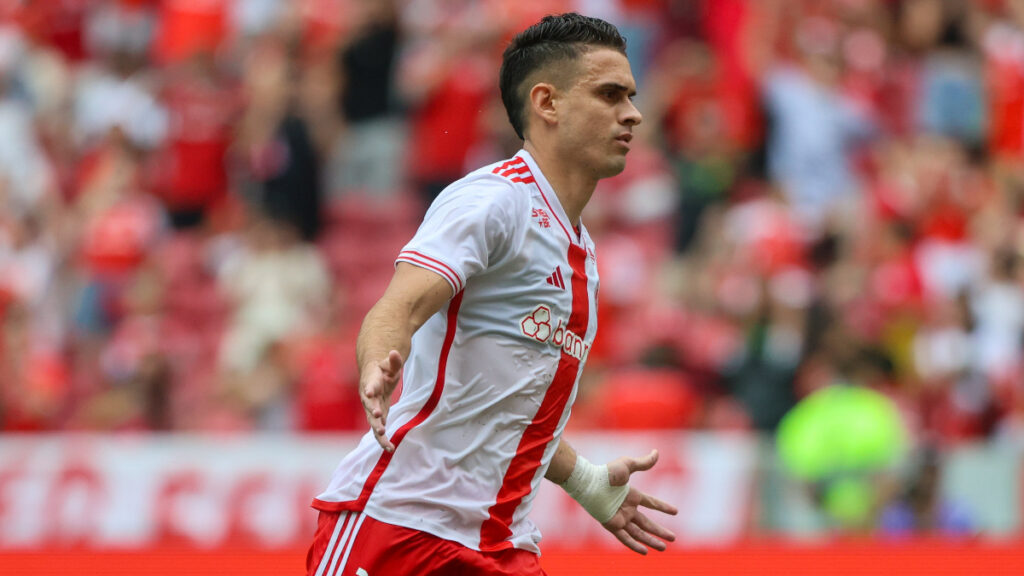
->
[[362, 174, 522, 451], [357, 262, 453, 452]]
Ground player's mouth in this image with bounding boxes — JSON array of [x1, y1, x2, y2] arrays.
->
[[615, 133, 632, 150]]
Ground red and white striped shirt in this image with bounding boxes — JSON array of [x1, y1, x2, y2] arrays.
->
[[313, 150, 600, 553]]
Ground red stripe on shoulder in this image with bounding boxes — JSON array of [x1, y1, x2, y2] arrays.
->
[[493, 157, 532, 183], [492, 159, 520, 174], [501, 164, 530, 177], [497, 155, 576, 245]]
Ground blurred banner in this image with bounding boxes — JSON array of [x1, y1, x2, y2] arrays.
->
[[0, 432, 1017, 550]]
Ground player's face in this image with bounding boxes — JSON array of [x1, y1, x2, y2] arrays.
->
[[556, 48, 641, 180]]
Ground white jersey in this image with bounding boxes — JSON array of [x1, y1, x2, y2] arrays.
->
[[313, 150, 600, 554]]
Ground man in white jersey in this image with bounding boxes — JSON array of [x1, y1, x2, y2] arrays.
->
[[307, 13, 677, 576]]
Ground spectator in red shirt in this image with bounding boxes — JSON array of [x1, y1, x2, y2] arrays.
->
[[156, 51, 237, 229]]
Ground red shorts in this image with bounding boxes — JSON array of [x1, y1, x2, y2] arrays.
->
[[306, 510, 548, 576]]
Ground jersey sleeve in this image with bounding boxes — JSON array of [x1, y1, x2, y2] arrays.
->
[[397, 177, 523, 294]]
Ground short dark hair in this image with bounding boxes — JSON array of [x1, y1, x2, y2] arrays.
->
[[499, 13, 627, 140]]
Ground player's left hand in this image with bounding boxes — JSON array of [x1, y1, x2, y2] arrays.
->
[[602, 450, 678, 554]]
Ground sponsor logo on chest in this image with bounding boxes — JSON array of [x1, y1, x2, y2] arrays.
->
[[519, 305, 590, 361]]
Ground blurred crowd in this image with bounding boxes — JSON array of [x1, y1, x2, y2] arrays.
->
[[0, 0, 1022, 469]]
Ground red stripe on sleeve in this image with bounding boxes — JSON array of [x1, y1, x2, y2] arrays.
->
[[397, 253, 462, 292], [399, 251, 463, 292]]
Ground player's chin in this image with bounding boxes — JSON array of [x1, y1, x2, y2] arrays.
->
[[600, 156, 628, 178]]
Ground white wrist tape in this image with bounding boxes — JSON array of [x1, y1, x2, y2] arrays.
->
[[560, 454, 629, 524]]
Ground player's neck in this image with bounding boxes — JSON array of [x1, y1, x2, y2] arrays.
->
[[523, 141, 595, 227]]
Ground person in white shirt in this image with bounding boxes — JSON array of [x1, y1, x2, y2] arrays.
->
[[308, 13, 677, 576]]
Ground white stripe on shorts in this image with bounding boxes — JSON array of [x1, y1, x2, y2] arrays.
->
[[334, 513, 368, 575], [315, 511, 349, 576], [325, 510, 362, 573]]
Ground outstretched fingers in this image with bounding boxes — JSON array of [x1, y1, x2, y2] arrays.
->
[[634, 510, 676, 543], [611, 527, 648, 555], [626, 522, 667, 552], [639, 491, 678, 516], [612, 520, 670, 555], [361, 350, 404, 453], [362, 393, 394, 452], [372, 422, 395, 452]]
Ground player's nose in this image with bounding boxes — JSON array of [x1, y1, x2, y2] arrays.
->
[[622, 99, 642, 127]]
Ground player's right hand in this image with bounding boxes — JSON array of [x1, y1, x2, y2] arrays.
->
[[360, 350, 404, 453]]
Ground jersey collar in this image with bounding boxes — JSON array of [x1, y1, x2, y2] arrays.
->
[[516, 149, 585, 246]]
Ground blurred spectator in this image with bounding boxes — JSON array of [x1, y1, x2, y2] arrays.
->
[[723, 270, 810, 431], [216, 213, 330, 373], [155, 51, 237, 229], [286, 296, 364, 431], [153, 0, 228, 66], [0, 208, 64, 350], [215, 212, 331, 429], [72, 126, 167, 337], [74, 2, 165, 152], [0, 26, 56, 219], [328, 0, 407, 196], [0, 301, 69, 431], [970, 249, 1024, 382], [878, 445, 975, 536], [984, 0, 1024, 167], [749, 1, 877, 230], [73, 262, 173, 431], [234, 35, 322, 241], [15, 0, 91, 63], [649, 38, 741, 253], [777, 384, 909, 532], [397, 0, 501, 205], [911, 0, 987, 149]]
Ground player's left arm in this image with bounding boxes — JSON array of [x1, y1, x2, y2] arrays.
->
[[545, 438, 678, 554]]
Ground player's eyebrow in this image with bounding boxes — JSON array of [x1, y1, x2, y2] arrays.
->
[[597, 82, 637, 98]]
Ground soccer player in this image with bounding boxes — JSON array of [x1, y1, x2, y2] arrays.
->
[[308, 13, 678, 575]]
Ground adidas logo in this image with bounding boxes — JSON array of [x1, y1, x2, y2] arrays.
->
[[545, 267, 566, 290]]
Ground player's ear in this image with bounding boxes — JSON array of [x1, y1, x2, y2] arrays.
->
[[528, 83, 558, 128]]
